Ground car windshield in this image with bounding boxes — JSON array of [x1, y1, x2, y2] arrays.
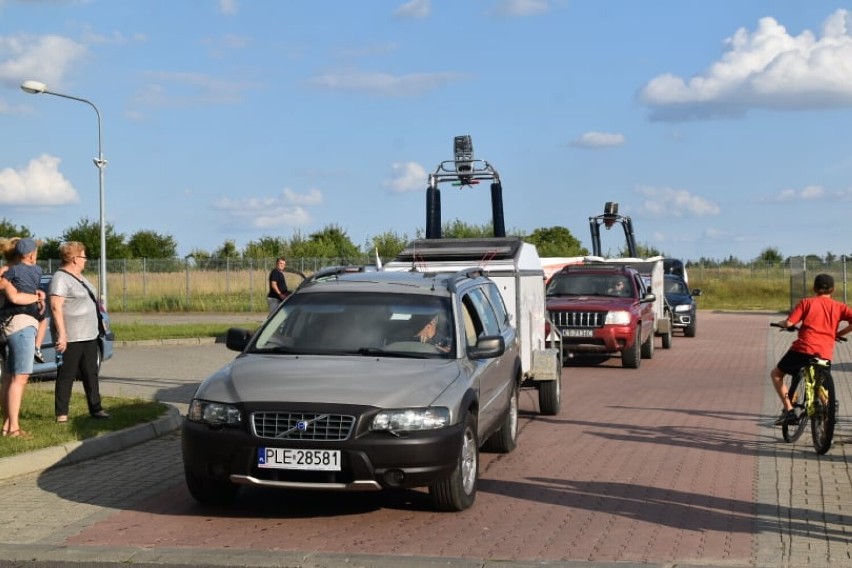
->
[[665, 279, 689, 295], [252, 292, 454, 358], [547, 274, 630, 297]]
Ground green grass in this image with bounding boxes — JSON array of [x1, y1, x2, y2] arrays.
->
[[0, 387, 168, 458], [110, 322, 257, 341]]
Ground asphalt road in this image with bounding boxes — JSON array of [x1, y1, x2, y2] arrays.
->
[[1, 311, 851, 567]]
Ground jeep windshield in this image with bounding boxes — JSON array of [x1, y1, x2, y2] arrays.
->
[[251, 292, 455, 358], [546, 274, 632, 298]]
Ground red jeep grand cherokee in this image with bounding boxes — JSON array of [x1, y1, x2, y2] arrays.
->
[[545, 264, 657, 368]]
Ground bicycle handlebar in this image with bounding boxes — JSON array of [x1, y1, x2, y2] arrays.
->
[[770, 322, 848, 342]]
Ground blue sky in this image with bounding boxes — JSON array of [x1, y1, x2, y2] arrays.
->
[[2, 0, 851, 262]]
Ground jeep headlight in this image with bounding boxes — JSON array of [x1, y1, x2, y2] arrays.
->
[[371, 407, 450, 432], [674, 304, 691, 313], [188, 399, 242, 426], [605, 311, 632, 325]]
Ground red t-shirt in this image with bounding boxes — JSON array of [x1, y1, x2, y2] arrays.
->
[[788, 295, 852, 360]]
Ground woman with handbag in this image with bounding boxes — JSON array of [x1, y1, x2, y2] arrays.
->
[[49, 241, 110, 423]]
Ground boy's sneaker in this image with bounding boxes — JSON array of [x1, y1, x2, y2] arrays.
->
[[774, 409, 797, 426], [34, 348, 44, 363]]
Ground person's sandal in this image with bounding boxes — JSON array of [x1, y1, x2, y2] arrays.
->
[[6, 429, 32, 439]]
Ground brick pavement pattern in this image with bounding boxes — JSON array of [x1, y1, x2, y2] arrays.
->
[[0, 311, 850, 567]]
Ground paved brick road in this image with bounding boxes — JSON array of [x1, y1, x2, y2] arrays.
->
[[0, 311, 850, 567]]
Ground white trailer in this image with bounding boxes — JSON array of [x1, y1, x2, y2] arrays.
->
[[384, 237, 563, 415]]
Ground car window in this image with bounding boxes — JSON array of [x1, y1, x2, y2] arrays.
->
[[665, 279, 688, 294], [482, 282, 511, 332], [465, 287, 500, 336]]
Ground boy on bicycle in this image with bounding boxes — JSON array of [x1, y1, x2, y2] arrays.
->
[[771, 273, 852, 425]]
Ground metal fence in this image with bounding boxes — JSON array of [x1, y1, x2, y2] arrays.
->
[[29, 255, 852, 313]]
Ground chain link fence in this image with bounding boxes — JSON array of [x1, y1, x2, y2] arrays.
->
[[29, 255, 852, 313]]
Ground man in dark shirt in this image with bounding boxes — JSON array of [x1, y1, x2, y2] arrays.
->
[[267, 257, 289, 314]]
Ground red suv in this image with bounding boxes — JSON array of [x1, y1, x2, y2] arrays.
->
[[545, 264, 657, 368]]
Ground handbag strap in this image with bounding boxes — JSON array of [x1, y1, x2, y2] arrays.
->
[[57, 269, 105, 331]]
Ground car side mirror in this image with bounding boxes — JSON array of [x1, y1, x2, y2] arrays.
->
[[691, 289, 702, 297], [642, 293, 656, 303], [468, 335, 505, 359], [225, 328, 253, 352]]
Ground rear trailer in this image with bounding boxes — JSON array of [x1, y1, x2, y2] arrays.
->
[[385, 237, 562, 415]]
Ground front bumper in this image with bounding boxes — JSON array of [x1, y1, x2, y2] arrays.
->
[[181, 417, 463, 491]]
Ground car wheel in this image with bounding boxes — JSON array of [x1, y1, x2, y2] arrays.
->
[[184, 468, 239, 505], [622, 328, 641, 369], [483, 380, 519, 453], [641, 328, 655, 359], [430, 412, 478, 511], [685, 320, 697, 337], [661, 327, 673, 349]]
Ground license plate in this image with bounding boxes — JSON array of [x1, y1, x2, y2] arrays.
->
[[258, 447, 341, 471], [563, 329, 594, 338]]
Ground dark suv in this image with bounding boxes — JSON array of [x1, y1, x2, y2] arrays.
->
[[182, 269, 521, 512], [545, 264, 656, 368]]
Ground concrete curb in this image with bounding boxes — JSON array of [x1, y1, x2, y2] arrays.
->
[[0, 404, 183, 482]]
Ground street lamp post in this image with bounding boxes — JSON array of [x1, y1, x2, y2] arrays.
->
[[21, 80, 108, 309]]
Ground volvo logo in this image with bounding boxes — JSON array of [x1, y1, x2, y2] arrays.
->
[[297, 420, 309, 431]]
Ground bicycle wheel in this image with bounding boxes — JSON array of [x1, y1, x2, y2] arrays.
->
[[782, 371, 807, 443], [811, 370, 836, 455]]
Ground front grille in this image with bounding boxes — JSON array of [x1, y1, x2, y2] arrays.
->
[[252, 412, 356, 441], [549, 310, 606, 328]]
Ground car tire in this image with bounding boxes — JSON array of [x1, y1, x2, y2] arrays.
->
[[641, 328, 655, 359], [685, 320, 697, 337], [483, 380, 519, 453], [622, 328, 641, 369], [430, 412, 478, 511], [184, 469, 239, 505]]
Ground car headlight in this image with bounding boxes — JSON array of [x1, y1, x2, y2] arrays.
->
[[188, 399, 242, 426], [674, 304, 692, 313], [371, 407, 450, 432], [605, 310, 632, 325]]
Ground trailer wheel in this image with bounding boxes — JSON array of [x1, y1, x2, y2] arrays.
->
[[538, 354, 562, 416]]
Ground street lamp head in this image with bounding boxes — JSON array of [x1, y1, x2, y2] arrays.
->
[[21, 80, 47, 94]]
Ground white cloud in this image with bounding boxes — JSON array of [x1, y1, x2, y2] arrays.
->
[[570, 131, 626, 149], [639, 9, 852, 121], [213, 187, 320, 230], [385, 162, 427, 193], [0, 33, 88, 90], [218, 0, 238, 16], [0, 154, 79, 206], [394, 0, 430, 19], [493, 0, 550, 17], [760, 184, 852, 202], [634, 186, 721, 217], [133, 70, 255, 107], [306, 68, 468, 97]]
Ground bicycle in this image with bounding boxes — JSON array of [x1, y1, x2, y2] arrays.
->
[[771, 322, 844, 454]]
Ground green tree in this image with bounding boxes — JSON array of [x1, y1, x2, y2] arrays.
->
[[290, 225, 360, 260], [63, 218, 128, 260], [756, 247, 783, 265], [524, 226, 588, 257], [0, 218, 33, 238], [127, 230, 177, 258], [366, 230, 409, 261], [214, 240, 240, 259], [243, 236, 289, 260], [442, 219, 494, 238]]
